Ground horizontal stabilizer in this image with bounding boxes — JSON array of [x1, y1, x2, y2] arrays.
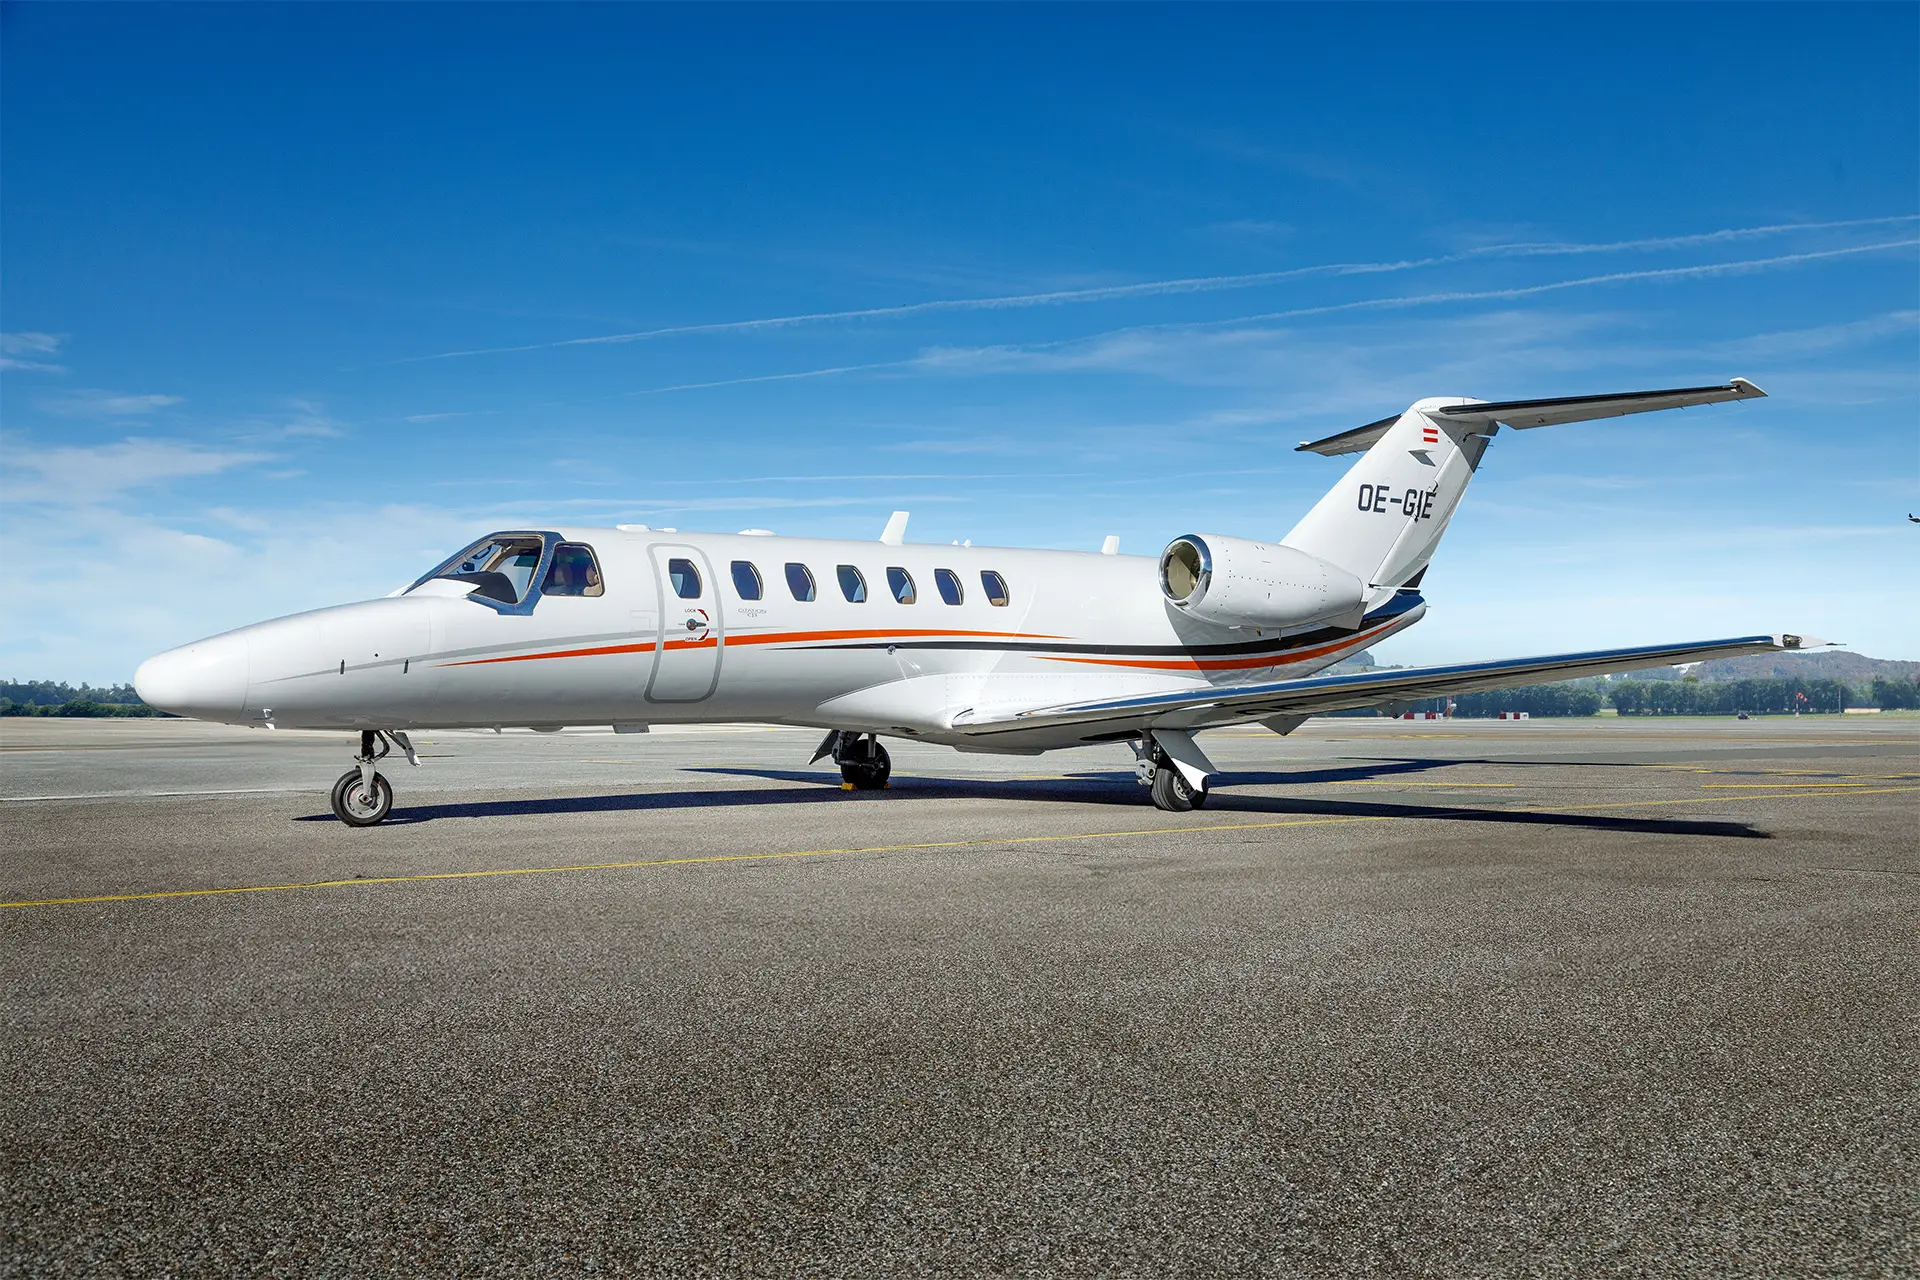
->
[[1435, 378, 1766, 430], [1293, 413, 1401, 457], [953, 632, 1827, 738], [1296, 379, 1766, 455]]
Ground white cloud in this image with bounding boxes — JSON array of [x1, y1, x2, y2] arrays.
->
[[37, 389, 183, 417], [2, 437, 267, 503], [0, 332, 69, 373], [233, 396, 344, 439]]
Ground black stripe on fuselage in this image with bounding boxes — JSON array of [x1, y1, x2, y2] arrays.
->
[[806, 594, 1420, 658]]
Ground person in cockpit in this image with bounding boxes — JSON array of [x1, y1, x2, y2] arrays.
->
[[542, 544, 604, 597]]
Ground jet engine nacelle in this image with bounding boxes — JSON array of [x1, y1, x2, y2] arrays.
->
[[1159, 533, 1366, 631]]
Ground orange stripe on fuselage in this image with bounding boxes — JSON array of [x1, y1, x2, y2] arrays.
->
[[436, 627, 1059, 668], [439, 641, 658, 667], [724, 627, 1064, 646]]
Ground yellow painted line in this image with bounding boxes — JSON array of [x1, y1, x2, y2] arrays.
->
[[1327, 781, 1516, 788], [1702, 782, 1875, 789], [1657, 766, 1919, 777], [4, 785, 1915, 912], [1313, 734, 1891, 744]]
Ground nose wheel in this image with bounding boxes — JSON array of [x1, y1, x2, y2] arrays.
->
[[331, 768, 393, 826], [329, 729, 418, 826]]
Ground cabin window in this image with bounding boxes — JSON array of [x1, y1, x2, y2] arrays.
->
[[837, 565, 867, 603], [542, 543, 605, 597], [667, 557, 703, 600], [432, 534, 546, 605], [981, 570, 1010, 607], [731, 560, 763, 600], [934, 568, 964, 606], [785, 563, 816, 601], [886, 567, 916, 604]]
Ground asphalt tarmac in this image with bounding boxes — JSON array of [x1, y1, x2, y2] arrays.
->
[[3, 715, 1916, 1277]]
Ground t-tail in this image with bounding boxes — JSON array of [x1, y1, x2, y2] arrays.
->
[[1280, 379, 1766, 607]]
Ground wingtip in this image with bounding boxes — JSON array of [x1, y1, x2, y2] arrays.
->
[[1777, 633, 1837, 650], [1729, 376, 1768, 398]]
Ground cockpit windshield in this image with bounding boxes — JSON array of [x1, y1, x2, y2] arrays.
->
[[427, 534, 547, 605]]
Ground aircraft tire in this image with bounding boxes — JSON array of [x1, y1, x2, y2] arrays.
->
[[840, 743, 892, 790], [331, 768, 394, 826], [1150, 766, 1204, 812]]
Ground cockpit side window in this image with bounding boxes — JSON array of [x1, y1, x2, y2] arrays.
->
[[542, 543, 605, 597], [433, 535, 547, 604]]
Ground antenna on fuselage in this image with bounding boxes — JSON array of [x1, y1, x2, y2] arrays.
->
[[880, 511, 909, 545], [1101, 535, 1119, 555]]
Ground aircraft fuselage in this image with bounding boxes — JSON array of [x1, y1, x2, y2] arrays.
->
[[134, 526, 1418, 753]]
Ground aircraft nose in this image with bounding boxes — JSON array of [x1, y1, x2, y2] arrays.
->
[[134, 630, 250, 721]]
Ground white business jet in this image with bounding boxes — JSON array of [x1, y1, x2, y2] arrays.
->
[[136, 378, 1815, 825]]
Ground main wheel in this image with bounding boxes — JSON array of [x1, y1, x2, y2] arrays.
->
[[331, 768, 394, 826], [840, 741, 892, 790], [1150, 766, 1205, 812]]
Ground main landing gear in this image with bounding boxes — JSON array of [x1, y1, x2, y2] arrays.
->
[[813, 730, 892, 790], [330, 729, 419, 826], [1133, 737, 1208, 813]]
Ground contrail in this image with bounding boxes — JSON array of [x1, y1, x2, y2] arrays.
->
[[605, 237, 1919, 396], [390, 214, 1919, 364], [1217, 239, 1920, 325]]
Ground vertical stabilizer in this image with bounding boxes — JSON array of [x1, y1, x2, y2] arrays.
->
[[1281, 400, 1495, 604]]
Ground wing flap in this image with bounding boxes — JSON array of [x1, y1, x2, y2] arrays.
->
[[952, 633, 1824, 737]]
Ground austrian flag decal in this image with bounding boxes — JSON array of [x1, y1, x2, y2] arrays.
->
[[1421, 424, 1440, 445]]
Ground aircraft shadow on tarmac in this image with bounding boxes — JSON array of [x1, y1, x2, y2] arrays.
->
[[295, 757, 1768, 840]]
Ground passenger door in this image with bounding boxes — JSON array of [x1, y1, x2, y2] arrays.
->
[[647, 545, 722, 702]]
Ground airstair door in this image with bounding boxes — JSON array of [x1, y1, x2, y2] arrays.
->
[[646, 545, 722, 702]]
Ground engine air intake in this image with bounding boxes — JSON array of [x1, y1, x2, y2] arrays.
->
[[1157, 533, 1366, 631]]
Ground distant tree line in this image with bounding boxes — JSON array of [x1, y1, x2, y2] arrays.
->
[[1607, 678, 1857, 716], [1, 681, 166, 717], [1345, 675, 1920, 718]]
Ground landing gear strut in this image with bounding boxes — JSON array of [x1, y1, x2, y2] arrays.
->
[[1133, 737, 1207, 813], [330, 729, 419, 826], [814, 730, 892, 790]]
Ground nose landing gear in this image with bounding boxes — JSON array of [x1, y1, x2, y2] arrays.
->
[[330, 729, 420, 826], [812, 730, 893, 790]]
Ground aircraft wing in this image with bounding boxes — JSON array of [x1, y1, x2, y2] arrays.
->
[[950, 632, 1823, 739]]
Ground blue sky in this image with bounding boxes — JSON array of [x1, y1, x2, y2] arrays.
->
[[3, 3, 1916, 683]]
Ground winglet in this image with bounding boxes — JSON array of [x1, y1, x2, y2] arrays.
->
[[880, 511, 908, 546]]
